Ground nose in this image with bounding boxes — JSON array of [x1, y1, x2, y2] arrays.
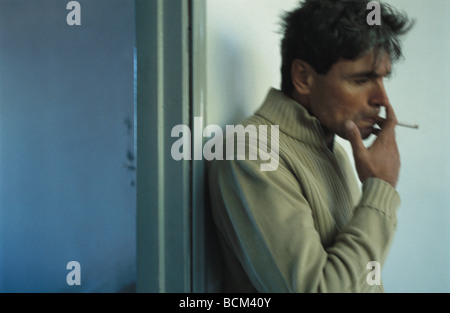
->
[[369, 79, 390, 108]]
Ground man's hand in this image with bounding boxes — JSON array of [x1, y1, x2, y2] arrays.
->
[[345, 103, 400, 188]]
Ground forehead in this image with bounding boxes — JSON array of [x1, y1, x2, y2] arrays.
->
[[332, 50, 392, 76]]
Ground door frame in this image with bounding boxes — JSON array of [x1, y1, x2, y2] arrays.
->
[[135, 0, 214, 293]]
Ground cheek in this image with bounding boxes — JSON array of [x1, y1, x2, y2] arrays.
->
[[314, 87, 359, 124]]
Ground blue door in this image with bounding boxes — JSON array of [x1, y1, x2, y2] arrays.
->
[[0, 0, 136, 292]]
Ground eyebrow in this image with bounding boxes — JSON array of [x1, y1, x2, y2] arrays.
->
[[346, 69, 392, 79]]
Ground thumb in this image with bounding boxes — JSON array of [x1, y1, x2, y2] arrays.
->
[[345, 120, 365, 156]]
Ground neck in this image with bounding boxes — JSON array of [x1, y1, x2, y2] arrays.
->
[[289, 90, 336, 150], [322, 126, 336, 151]]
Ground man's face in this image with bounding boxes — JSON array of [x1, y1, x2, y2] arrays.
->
[[308, 51, 392, 141]]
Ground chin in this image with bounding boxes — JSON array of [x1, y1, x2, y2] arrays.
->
[[337, 126, 372, 141]]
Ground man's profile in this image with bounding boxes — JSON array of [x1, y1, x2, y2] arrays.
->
[[208, 0, 413, 292]]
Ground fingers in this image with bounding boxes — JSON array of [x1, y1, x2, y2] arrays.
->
[[372, 116, 387, 132], [371, 127, 381, 136], [345, 120, 365, 154], [373, 103, 398, 132], [382, 102, 398, 130]]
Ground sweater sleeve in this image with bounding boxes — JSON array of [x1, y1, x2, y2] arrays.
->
[[208, 155, 400, 293]]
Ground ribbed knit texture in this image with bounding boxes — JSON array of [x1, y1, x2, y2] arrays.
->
[[208, 88, 401, 293]]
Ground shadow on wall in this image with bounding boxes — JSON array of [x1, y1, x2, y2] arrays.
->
[[207, 31, 254, 128]]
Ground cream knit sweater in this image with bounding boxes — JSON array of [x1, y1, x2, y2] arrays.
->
[[208, 88, 401, 293]]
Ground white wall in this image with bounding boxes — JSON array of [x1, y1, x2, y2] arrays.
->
[[379, 0, 450, 293], [206, 0, 300, 127], [206, 0, 450, 292]]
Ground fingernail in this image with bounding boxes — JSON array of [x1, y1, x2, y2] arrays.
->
[[345, 120, 354, 131]]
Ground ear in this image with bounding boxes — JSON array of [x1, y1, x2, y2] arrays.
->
[[291, 59, 314, 95]]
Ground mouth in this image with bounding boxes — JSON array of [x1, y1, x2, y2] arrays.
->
[[360, 108, 382, 126], [358, 116, 380, 138], [362, 117, 376, 125], [360, 112, 383, 127], [359, 117, 378, 129]]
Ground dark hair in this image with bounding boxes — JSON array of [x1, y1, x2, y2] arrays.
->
[[280, 0, 414, 95]]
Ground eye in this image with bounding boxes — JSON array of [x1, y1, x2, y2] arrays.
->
[[354, 78, 370, 85]]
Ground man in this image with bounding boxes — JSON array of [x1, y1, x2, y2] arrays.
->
[[208, 0, 413, 292]]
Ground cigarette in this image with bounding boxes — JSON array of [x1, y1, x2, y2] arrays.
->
[[397, 121, 419, 129]]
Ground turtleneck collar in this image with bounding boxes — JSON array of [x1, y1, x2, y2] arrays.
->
[[255, 88, 334, 149]]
